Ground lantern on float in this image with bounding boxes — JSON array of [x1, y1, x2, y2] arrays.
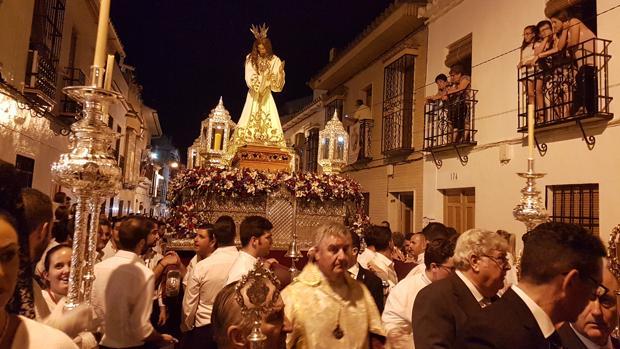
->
[[199, 97, 235, 166], [318, 110, 349, 174]]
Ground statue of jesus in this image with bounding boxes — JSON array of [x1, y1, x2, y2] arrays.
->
[[232, 23, 286, 148]]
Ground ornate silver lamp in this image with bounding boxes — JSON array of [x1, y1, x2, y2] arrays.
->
[[513, 105, 549, 231], [199, 97, 235, 167], [512, 159, 549, 231], [285, 230, 302, 278], [235, 261, 281, 349], [51, 0, 121, 309], [318, 110, 349, 174]]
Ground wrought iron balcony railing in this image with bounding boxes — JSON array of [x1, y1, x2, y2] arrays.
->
[[59, 67, 85, 122], [24, 45, 57, 106], [517, 38, 612, 148], [423, 89, 478, 152]]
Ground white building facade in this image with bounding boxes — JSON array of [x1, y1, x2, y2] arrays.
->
[[421, 0, 619, 245]]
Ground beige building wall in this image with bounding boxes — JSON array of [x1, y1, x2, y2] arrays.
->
[[0, 0, 160, 216], [421, 0, 620, 247], [284, 1, 429, 232]]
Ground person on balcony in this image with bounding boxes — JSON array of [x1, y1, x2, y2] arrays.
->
[[518, 25, 540, 108], [535, 16, 573, 120], [557, 11, 597, 116], [352, 99, 372, 120], [447, 65, 471, 143]]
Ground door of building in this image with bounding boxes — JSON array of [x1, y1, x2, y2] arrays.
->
[[443, 188, 475, 234]]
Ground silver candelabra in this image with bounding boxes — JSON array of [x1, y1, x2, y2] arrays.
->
[[513, 158, 549, 232], [51, 66, 122, 309]]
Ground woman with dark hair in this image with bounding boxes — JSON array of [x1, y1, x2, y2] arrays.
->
[[518, 25, 539, 106], [0, 212, 77, 348], [232, 23, 286, 149]]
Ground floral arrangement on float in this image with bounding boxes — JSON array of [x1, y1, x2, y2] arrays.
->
[[166, 166, 370, 237], [167, 166, 365, 203]]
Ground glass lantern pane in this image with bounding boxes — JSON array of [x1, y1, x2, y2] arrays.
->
[[321, 137, 330, 160], [335, 136, 345, 160]]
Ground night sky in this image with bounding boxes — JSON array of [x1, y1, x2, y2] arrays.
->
[[110, 0, 393, 153]]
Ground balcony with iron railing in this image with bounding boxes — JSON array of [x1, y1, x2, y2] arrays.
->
[[348, 119, 373, 163], [423, 89, 478, 167], [58, 67, 85, 124], [517, 38, 613, 151], [24, 45, 57, 107]]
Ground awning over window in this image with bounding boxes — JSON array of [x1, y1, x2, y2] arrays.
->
[[445, 33, 472, 68], [544, 0, 583, 18]]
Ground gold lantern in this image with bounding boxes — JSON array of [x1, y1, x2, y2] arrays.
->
[[318, 110, 349, 174], [199, 97, 235, 167]]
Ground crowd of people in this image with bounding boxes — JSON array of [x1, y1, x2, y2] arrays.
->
[[518, 9, 598, 121], [1, 158, 618, 349]]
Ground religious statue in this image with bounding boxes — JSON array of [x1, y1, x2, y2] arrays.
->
[[231, 23, 287, 149]]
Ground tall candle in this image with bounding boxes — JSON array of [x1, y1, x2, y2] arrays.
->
[[104, 54, 114, 90], [527, 104, 534, 159], [214, 133, 222, 151], [93, 0, 111, 69]]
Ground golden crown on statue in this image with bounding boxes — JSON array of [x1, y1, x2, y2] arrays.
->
[[250, 23, 269, 40]]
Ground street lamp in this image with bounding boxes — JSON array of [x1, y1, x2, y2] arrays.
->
[[318, 110, 349, 174], [169, 161, 179, 169]]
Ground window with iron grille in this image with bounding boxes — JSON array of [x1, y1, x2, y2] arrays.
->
[[382, 54, 414, 154], [27, 0, 66, 102], [325, 99, 344, 122], [15, 155, 35, 188], [546, 184, 599, 234], [305, 128, 319, 173]]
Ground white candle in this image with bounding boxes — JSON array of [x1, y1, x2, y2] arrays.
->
[[527, 104, 534, 159], [104, 54, 114, 90], [93, 0, 111, 69]]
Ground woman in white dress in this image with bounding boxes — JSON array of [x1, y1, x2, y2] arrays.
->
[[0, 212, 77, 348], [232, 24, 286, 149]]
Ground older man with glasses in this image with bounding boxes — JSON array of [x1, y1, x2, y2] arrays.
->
[[383, 237, 457, 349], [463, 222, 606, 349], [412, 229, 510, 349], [558, 259, 620, 349]]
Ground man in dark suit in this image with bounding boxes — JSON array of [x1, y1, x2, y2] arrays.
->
[[558, 259, 620, 349], [412, 229, 511, 349], [463, 222, 607, 349], [349, 231, 384, 312]]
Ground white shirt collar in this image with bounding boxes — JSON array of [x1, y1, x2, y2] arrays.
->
[[417, 253, 425, 264], [455, 270, 485, 303], [348, 263, 360, 279], [570, 323, 612, 349], [239, 250, 258, 262], [511, 285, 556, 339], [373, 251, 394, 268], [115, 250, 139, 261]]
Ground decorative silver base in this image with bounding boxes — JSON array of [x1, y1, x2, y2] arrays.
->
[[512, 159, 549, 231], [52, 82, 122, 310]]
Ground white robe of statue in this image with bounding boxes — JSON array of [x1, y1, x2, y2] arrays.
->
[[234, 54, 286, 147]]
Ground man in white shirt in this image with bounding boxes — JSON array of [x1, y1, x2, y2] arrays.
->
[[366, 225, 398, 287], [557, 259, 619, 349], [182, 222, 239, 348], [226, 216, 273, 285], [406, 223, 457, 277], [382, 237, 456, 349], [101, 218, 122, 261], [93, 216, 175, 348], [409, 233, 427, 264], [180, 223, 216, 333], [463, 223, 607, 349]]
